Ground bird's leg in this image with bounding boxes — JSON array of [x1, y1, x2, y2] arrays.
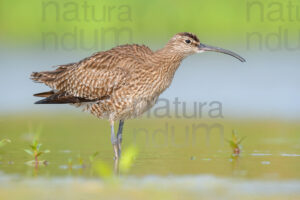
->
[[114, 157, 120, 176], [110, 121, 119, 160], [116, 120, 124, 157]]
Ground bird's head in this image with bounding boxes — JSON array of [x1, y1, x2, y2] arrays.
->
[[167, 32, 245, 62]]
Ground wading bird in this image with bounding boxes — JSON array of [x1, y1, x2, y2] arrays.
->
[[31, 32, 245, 159]]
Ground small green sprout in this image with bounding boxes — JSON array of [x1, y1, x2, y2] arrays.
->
[[78, 154, 85, 168], [228, 130, 245, 156], [24, 139, 50, 167], [89, 152, 99, 163], [0, 138, 11, 148]]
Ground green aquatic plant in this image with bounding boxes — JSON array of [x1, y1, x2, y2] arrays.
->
[[24, 139, 50, 167], [0, 138, 11, 148], [228, 130, 245, 156], [89, 151, 99, 163], [78, 154, 83, 166]]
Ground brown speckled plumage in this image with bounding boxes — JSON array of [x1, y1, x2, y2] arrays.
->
[[31, 32, 245, 159], [32, 33, 197, 121]]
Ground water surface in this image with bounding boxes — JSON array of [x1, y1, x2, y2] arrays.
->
[[0, 115, 299, 199]]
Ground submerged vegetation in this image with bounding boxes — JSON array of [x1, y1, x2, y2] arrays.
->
[[228, 130, 246, 156]]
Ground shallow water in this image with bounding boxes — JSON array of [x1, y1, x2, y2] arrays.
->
[[0, 114, 300, 199]]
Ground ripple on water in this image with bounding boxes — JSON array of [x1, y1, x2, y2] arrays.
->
[[280, 154, 300, 157], [261, 161, 271, 165], [59, 150, 72, 154], [250, 153, 272, 156]]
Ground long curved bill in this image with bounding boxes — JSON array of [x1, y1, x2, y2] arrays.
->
[[198, 43, 246, 62]]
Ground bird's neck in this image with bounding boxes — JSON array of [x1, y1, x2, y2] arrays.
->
[[152, 47, 185, 75], [147, 47, 185, 94]]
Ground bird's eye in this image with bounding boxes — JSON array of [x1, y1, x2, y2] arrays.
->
[[185, 39, 191, 44]]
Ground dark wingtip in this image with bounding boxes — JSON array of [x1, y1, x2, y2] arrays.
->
[[34, 99, 48, 104]]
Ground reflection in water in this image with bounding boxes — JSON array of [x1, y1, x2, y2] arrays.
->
[[114, 158, 120, 176], [230, 156, 241, 177]]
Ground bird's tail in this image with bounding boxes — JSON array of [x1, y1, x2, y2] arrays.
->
[[30, 63, 74, 85], [31, 69, 63, 84], [31, 63, 95, 104]]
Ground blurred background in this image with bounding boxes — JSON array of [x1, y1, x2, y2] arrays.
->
[[0, 0, 300, 199]]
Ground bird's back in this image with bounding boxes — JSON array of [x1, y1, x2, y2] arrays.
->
[[31, 44, 154, 100]]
